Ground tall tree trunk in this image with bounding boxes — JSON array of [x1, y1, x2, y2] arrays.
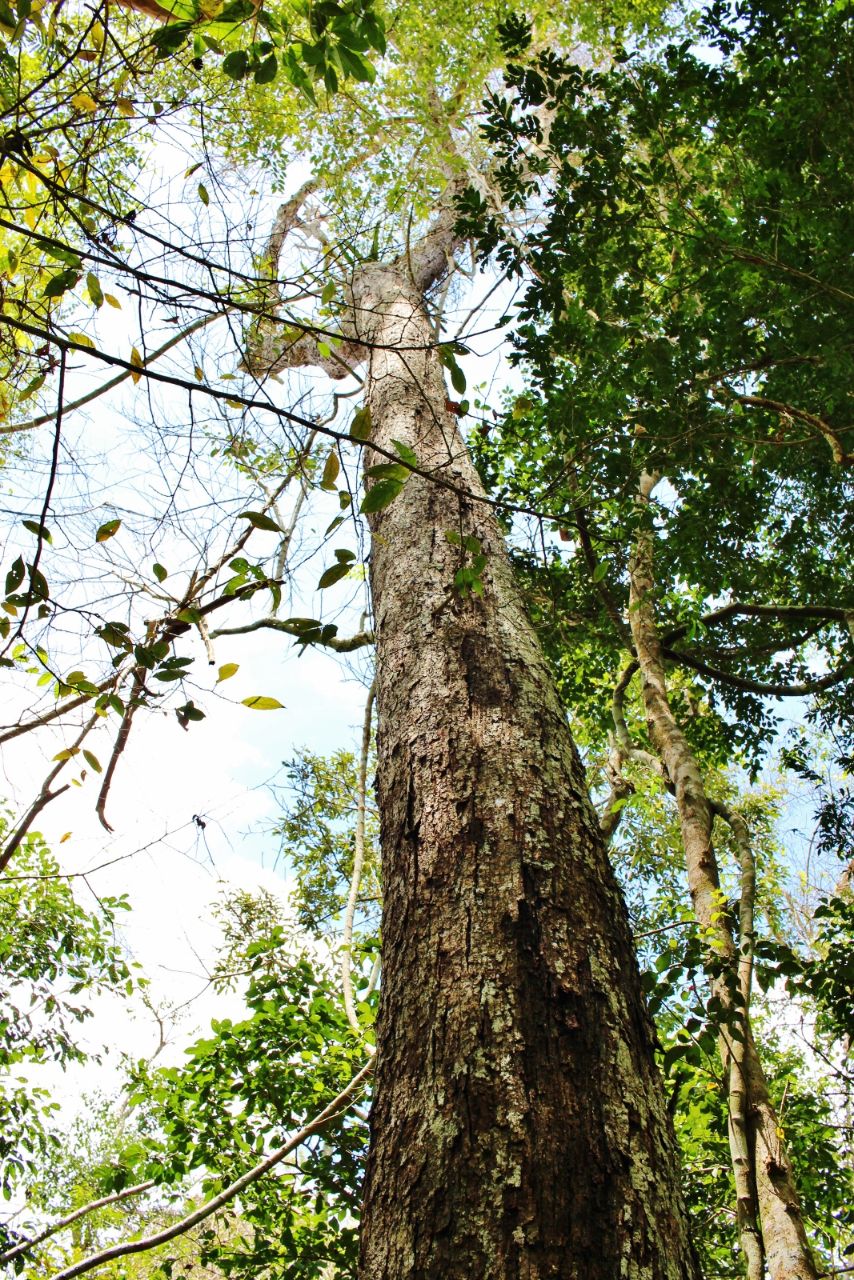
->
[[628, 472, 819, 1280], [349, 245, 700, 1279]]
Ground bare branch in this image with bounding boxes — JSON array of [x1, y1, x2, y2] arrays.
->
[[211, 618, 375, 652], [0, 713, 99, 874], [0, 676, 116, 744], [9, 315, 223, 434]]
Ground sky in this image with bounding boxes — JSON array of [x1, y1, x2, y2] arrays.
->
[[0, 131, 518, 1121]]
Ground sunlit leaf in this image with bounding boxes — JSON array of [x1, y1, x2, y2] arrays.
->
[[70, 92, 98, 112]]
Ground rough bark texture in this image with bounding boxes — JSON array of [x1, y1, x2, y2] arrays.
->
[[629, 473, 818, 1280], [352, 265, 700, 1280]]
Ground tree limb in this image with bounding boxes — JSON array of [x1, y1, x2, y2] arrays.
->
[[0, 1180, 156, 1265], [662, 647, 854, 698], [727, 392, 853, 467], [0, 713, 99, 874]]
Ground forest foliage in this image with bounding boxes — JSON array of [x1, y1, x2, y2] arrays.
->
[[0, 0, 852, 1274]]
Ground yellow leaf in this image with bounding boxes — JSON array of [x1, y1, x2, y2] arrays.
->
[[60, 831, 72, 843], [321, 449, 340, 490], [242, 696, 285, 710], [217, 662, 239, 683], [105, 293, 121, 309], [68, 332, 95, 350], [116, 97, 135, 118], [129, 347, 143, 384], [194, 365, 204, 382], [71, 92, 98, 112]]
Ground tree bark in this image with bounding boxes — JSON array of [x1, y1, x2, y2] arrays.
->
[[628, 472, 819, 1280], [348, 256, 700, 1280]]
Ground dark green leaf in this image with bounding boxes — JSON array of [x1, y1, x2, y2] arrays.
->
[[238, 511, 283, 533]]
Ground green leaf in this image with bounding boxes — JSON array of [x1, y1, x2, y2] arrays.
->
[[449, 362, 466, 394], [216, 0, 255, 20], [82, 749, 102, 773], [280, 617, 322, 633], [96, 518, 121, 543], [360, 478, 403, 514], [151, 21, 190, 57], [221, 49, 249, 79], [254, 52, 278, 83], [241, 695, 285, 710], [22, 519, 52, 543], [337, 43, 374, 83], [43, 268, 80, 299], [592, 561, 608, 583], [349, 407, 372, 440], [365, 463, 408, 482], [318, 561, 352, 589], [238, 510, 283, 533], [392, 439, 418, 468], [19, 373, 45, 403], [68, 332, 95, 350], [217, 662, 239, 683], [6, 556, 25, 595], [28, 565, 49, 600], [176, 701, 205, 724], [152, 563, 168, 582], [198, 182, 209, 206], [97, 621, 131, 649], [86, 272, 104, 308]]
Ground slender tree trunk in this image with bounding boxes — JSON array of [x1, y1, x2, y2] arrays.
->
[[628, 472, 819, 1280], [348, 246, 700, 1279]]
